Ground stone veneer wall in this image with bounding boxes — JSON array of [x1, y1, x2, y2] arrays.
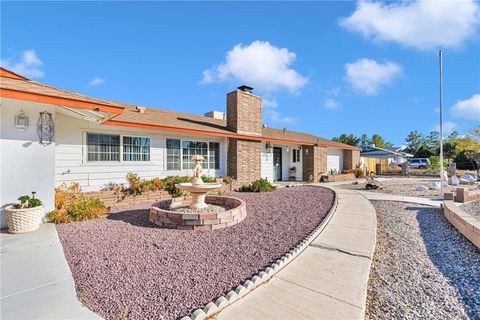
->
[[343, 149, 360, 170], [227, 139, 262, 185], [302, 146, 327, 182], [73, 190, 172, 208], [443, 200, 480, 248], [226, 90, 262, 136]]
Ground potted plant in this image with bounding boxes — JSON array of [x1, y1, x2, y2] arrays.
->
[[5, 192, 43, 234]]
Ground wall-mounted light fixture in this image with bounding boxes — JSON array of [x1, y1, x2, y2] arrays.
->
[[15, 109, 29, 131], [265, 142, 273, 153], [286, 147, 290, 153]]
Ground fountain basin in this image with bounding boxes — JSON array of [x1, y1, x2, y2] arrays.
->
[[149, 195, 246, 231], [176, 182, 222, 209]]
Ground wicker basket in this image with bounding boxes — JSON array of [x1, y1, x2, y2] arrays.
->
[[5, 205, 43, 234]]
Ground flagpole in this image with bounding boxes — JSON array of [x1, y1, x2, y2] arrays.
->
[[439, 49, 444, 197]]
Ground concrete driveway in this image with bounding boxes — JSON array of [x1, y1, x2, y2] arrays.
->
[[1, 223, 101, 320]]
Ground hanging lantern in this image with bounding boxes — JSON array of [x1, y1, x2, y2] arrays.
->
[[14, 110, 29, 131], [37, 111, 55, 145], [265, 142, 273, 153]]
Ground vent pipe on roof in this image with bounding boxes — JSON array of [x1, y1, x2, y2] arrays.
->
[[136, 106, 146, 114]]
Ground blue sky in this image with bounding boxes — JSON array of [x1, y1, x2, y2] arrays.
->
[[2, 1, 479, 145]]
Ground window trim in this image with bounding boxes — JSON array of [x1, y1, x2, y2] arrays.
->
[[82, 131, 152, 164], [164, 136, 221, 172]]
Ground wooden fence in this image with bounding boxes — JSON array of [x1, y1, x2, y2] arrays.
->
[[362, 157, 389, 174]]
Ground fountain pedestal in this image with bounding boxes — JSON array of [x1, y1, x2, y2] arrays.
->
[[175, 183, 222, 209]]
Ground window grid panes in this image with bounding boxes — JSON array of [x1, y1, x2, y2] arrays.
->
[[123, 136, 150, 161], [182, 141, 208, 170], [209, 142, 220, 169], [293, 149, 301, 163], [166, 139, 181, 170], [87, 133, 120, 161]]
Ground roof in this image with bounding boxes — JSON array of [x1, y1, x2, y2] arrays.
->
[[361, 146, 412, 157], [0, 67, 359, 150]]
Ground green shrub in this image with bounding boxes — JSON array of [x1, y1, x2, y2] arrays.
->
[[238, 178, 276, 192], [163, 176, 191, 197], [428, 155, 447, 171]]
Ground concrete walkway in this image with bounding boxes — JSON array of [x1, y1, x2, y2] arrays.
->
[[217, 188, 377, 320], [1, 224, 101, 320]]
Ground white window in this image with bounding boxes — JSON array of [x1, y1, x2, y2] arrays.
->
[[123, 136, 150, 161], [166, 139, 181, 170], [166, 138, 220, 171], [87, 133, 120, 161]]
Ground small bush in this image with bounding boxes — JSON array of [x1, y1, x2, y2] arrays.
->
[[163, 176, 191, 197], [13, 192, 42, 209], [48, 183, 107, 224], [126, 172, 147, 195], [238, 178, 276, 192]]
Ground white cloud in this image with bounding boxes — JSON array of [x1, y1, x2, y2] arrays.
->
[[201, 41, 308, 93], [451, 93, 480, 121], [344, 58, 401, 95], [339, 0, 480, 50], [263, 98, 278, 108], [264, 109, 295, 124], [434, 121, 457, 136], [325, 98, 340, 110], [0, 49, 44, 78], [89, 77, 105, 86]]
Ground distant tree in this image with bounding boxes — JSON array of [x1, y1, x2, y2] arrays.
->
[[332, 134, 360, 147], [370, 134, 393, 148], [404, 131, 425, 154], [442, 140, 458, 162], [359, 134, 370, 148], [454, 128, 480, 171], [414, 146, 434, 158], [425, 131, 440, 153]]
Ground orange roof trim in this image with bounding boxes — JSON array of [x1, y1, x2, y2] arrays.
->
[[1, 89, 124, 115], [0, 68, 29, 81]]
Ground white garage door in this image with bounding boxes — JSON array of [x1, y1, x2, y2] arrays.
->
[[327, 149, 344, 173]]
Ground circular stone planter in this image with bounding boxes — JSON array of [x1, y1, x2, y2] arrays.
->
[[5, 205, 43, 234], [150, 196, 246, 231]]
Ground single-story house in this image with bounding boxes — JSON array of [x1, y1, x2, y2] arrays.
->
[[0, 67, 360, 227], [361, 146, 413, 165]]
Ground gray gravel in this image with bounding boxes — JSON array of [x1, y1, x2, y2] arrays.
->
[[338, 177, 478, 199], [461, 200, 480, 221], [367, 201, 480, 320], [169, 203, 231, 213], [56, 186, 334, 320]]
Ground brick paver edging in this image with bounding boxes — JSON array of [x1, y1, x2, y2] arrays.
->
[[149, 196, 247, 231], [443, 200, 480, 248], [179, 186, 339, 320]]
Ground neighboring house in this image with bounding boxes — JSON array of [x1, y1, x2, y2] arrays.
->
[[361, 145, 413, 165], [0, 67, 360, 227]]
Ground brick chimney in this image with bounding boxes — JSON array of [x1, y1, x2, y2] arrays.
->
[[226, 86, 262, 185], [226, 85, 262, 136]]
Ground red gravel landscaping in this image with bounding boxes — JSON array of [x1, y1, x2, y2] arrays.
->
[[56, 186, 335, 320]]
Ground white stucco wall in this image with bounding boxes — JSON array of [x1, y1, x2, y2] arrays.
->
[[260, 143, 274, 182], [55, 112, 227, 191], [1, 98, 56, 228]]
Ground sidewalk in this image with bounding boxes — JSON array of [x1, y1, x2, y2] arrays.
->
[[1, 224, 101, 320], [217, 188, 377, 320]]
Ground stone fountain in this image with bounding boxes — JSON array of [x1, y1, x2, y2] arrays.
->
[[175, 155, 222, 209], [149, 155, 246, 230]]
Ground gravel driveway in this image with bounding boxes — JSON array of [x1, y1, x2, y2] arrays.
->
[[367, 201, 480, 319], [56, 186, 334, 320], [461, 200, 480, 221], [338, 177, 478, 199]]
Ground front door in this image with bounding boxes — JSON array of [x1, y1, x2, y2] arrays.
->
[[273, 147, 282, 181]]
